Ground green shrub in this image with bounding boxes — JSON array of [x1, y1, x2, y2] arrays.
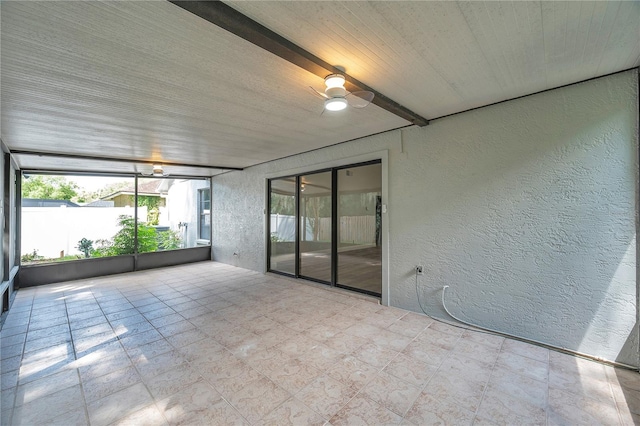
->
[[21, 249, 43, 263]]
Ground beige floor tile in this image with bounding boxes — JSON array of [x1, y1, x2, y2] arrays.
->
[[343, 323, 384, 340], [155, 379, 224, 424], [304, 323, 340, 342], [297, 375, 358, 419], [423, 371, 487, 412], [275, 334, 318, 358], [155, 319, 196, 338], [370, 328, 413, 352], [227, 376, 291, 423], [203, 358, 263, 397], [414, 327, 461, 351], [386, 315, 431, 338], [144, 362, 202, 401], [359, 370, 421, 416], [1, 368, 19, 391], [14, 368, 79, 406], [46, 407, 89, 426], [110, 402, 169, 426], [460, 329, 505, 350], [439, 351, 494, 382], [19, 351, 76, 385], [401, 340, 449, 368], [608, 367, 640, 392], [82, 365, 142, 403], [26, 323, 69, 342], [327, 355, 380, 390], [7, 262, 638, 426], [0, 406, 12, 425], [87, 382, 154, 426], [547, 387, 619, 425], [427, 321, 464, 337], [12, 384, 85, 425], [134, 349, 186, 380], [452, 337, 501, 365], [362, 311, 401, 329], [330, 394, 403, 426], [478, 385, 548, 425], [405, 391, 475, 426], [297, 343, 345, 371], [502, 339, 549, 363], [246, 347, 291, 375], [126, 338, 176, 361], [257, 327, 294, 348], [267, 357, 322, 394], [383, 352, 437, 388], [495, 350, 549, 382], [76, 345, 133, 382], [258, 397, 327, 426], [165, 328, 209, 349], [549, 367, 614, 401], [488, 367, 547, 409], [612, 383, 640, 416], [351, 342, 399, 369], [323, 332, 369, 354]]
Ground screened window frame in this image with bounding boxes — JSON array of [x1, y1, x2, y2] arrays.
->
[[197, 187, 211, 242]]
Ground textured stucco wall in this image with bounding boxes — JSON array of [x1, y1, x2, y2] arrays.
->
[[212, 70, 639, 366]]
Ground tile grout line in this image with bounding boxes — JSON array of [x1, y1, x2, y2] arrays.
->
[[65, 288, 93, 426], [470, 334, 507, 425]]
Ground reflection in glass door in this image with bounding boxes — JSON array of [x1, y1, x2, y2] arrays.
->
[[337, 164, 382, 295], [267, 161, 382, 297], [299, 171, 332, 283], [269, 177, 296, 275]]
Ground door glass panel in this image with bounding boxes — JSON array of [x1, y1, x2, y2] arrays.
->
[[269, 178, 296, 275], [299, 171, 332, 282], [337, 163, 382, 295]]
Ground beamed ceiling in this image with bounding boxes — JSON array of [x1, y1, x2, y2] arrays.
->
[[1, 1, 639, 176]]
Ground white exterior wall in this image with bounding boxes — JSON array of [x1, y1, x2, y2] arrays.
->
[[212, 70, 639, 366], [165, 179, 210, 248]]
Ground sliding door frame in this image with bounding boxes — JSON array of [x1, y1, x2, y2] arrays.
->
[[267, 159, 382, 298]]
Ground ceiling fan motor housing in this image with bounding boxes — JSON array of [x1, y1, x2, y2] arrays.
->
[[325, 86, 347, 98]]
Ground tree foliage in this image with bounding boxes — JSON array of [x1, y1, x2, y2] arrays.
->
[[76, 181, 131, 203], [138, 196, 161, 225], [93, 215, 158, 256], [76, 238, 93, 258], [22, 176, 79, 200], [91, 215, 181, 257]]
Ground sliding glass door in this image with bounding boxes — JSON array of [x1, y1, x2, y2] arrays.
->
[[299, 171, 332, 283], [268, 177, 296, 275], [267, 161, 382, 297], [336, 164, 382, 295]]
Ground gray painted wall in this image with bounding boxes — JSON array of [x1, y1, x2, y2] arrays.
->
[[212, 70, 639, 366]]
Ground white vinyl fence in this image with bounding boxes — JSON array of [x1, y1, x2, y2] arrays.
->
[[270, 214, 376, 244], [22, 206, 147, 259]]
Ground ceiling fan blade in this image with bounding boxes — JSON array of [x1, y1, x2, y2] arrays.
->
[[346, 91, 374, 108], [309, 86, 329, 99]]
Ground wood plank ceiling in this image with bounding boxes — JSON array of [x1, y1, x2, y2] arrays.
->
[[1, 1, 638, 175]]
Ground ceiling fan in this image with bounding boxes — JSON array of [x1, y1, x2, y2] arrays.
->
[[140, 164, 170, 177], [310, 74, 374, 112]]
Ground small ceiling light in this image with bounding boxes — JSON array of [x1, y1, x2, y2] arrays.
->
[[152, 164, 164, 177], [324, 97, 348, 112], [300, 183, 305, 192], [324, 74, 346, 89]]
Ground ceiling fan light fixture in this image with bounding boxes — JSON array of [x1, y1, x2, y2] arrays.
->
[[152, 164, 164, 177], [324, 74, 345, 89], [324, 97, 348, 112]]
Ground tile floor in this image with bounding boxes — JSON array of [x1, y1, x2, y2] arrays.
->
[[1, 261, 639, 425]]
